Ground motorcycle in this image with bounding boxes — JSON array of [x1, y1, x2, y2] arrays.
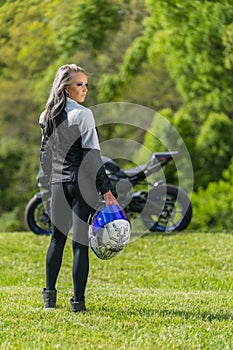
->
[[25, 151, 192, 235]]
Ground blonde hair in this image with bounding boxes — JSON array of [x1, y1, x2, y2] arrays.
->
[[44, 64, 87, 134]]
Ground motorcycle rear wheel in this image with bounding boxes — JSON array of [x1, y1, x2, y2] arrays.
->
[[141, 184, 192, 232], [25, 194, 52, 235]]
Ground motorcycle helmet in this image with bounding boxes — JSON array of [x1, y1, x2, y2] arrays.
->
[[89, 204, 131, 260]]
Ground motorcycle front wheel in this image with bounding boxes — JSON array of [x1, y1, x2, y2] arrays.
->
[[141, 184, 192, 232], [25, 193, 52, 235]]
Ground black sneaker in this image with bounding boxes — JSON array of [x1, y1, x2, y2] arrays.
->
[[42, 288, 57, 309], [70, 298, 88, 313]]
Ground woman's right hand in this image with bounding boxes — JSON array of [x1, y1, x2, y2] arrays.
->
[[103, 191, 119, 206]]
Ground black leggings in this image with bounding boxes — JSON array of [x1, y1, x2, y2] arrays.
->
[[46, 182, 95, 301]]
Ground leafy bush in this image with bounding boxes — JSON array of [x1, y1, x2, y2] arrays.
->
[[191, 161, 233, 231], [0, 137, 39, 231], [0, 210, 19, 232], [196, 112, 233, 188]]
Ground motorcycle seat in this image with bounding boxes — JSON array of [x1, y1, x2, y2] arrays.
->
[[119, 164, 147, 178]]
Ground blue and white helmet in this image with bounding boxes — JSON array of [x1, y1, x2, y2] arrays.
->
[[89, 204, 131, 260]]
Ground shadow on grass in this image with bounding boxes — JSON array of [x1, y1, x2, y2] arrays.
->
[[141, 230, 187, 238], [158, 308, 233, 322], [99, 305, 233, 322], [143, 230, 233, 238], [130, 229, 184, 240]]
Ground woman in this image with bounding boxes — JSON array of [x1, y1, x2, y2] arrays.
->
[[40, 64, 117, 312]]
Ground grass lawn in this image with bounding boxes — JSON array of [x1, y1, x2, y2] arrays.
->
[[0, 231, 233, 349]]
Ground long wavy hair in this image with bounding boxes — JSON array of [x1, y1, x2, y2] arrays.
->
[[43, 64, 87, 135]]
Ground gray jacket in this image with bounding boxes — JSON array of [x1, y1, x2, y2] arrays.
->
[[39, 98, 112, 196]]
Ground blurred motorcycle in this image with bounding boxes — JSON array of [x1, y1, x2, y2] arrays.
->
[[25, 151, 192, 235]]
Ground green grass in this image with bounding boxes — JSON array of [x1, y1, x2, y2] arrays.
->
[[0, 231, 233, 349]]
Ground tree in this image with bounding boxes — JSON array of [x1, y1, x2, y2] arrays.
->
[[223, 22, 233, 70], [191, 160, 233, 231], [196, 112, 233, 188], [146, 0, 233, 120], [0, 0, 58, 78], [98, 0, 233, 119], [136, 108, 195, 192], [0, 0, 233, 231], [57, 0, 123, 56]]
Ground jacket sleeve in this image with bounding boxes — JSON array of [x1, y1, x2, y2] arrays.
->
[[82, 148, 112, 196], [77, 108, 112, 195], [39, 116, 52, 183], [68, 107, 112, 195]]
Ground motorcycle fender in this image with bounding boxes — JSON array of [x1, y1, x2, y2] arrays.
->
[[34, 192, 43, 199], [34, 191, 50, 201]]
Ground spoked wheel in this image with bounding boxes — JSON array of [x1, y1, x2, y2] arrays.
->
[[141, 184, 192, 232], [25, 193, 52, 235]]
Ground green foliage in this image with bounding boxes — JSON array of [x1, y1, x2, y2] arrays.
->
[[196, 112, 233, 188], [191, 161, 233, 232], [121, 59, 181, 110], [0, 137, 39, 230], [121, 36, 151, 79], [1, 232, 233, 349], [173, 109, 197, 162], [223, 22, 233, 69], [146, 0, 233, 118], [137, 109, 195, 191], [0, 0, 233, 231], [57, 0, 122, 55], [0, 0, 58, 78], [0, 210, 19, 231], [97, 73, 124, 102], [0, 138, 24, 211]]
